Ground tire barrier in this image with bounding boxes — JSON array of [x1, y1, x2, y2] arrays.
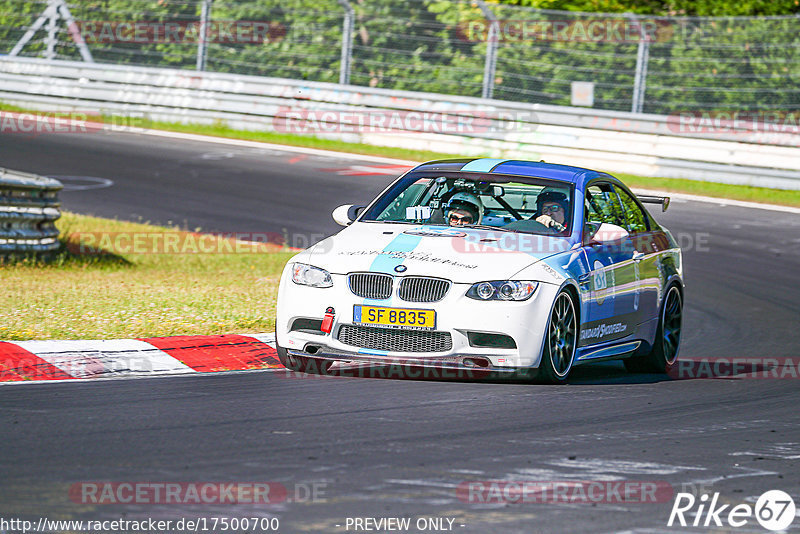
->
[[0, 167, 62, 255]]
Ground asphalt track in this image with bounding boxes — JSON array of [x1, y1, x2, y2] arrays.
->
[[1, 129, 799, 534]]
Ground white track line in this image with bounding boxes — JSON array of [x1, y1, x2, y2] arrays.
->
[[632, 187, 800, 214], [15, 339, 192, 378], [131, 128, 800, 214], [136, 128, 419, 165]]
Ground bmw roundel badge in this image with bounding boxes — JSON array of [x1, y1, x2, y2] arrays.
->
[[394, 265, 407, 273]]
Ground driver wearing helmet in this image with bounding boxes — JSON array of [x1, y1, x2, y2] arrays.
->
[[534, 190, 569, 232], [445, 192, 483, 227]]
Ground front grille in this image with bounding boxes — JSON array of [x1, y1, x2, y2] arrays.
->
[[398, 276, 450, 302], [337, 325, 453, 353], [348, 273, 393, 300]]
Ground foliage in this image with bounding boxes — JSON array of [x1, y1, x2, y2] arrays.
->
[[0, 0, 797, 112]]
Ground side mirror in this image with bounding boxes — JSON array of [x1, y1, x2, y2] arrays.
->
[[332, 204, 365, 226], [584, 223, 629, 245]]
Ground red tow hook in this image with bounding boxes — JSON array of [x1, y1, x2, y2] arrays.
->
[[321, 307, 335, 334]]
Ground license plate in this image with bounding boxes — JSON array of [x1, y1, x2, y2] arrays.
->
[[353, 305, 436, 330]]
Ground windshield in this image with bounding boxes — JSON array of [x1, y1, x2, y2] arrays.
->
[[361, 172, 574, 236]]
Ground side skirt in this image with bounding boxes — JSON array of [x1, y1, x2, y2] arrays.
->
[[575, 340, 642, 364]]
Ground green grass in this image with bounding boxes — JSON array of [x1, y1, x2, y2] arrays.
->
[[3, 101, 799, 207], [616, 173, 800, 207], [0, 212, 295, 340]]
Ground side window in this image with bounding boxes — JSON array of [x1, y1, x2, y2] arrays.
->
[[585, 184, 626, 227], [614, 187, 649, 234]]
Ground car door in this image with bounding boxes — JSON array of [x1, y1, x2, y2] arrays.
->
[[579, 182, 638, 347], [613, 185, 663, 326]]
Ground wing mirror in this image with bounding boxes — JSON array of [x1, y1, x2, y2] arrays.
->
[[332, 204, 366, 226], [584, 223, 629, 245]]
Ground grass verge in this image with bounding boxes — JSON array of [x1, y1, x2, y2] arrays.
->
[[3, 102, 800, 208], [0, 212, 295, 341]]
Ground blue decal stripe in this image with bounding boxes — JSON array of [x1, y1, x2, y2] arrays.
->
[[369, 233, 422, 274], [359, 232, 424, 307], [460, 158, 509, 173], [354, 232, 424, 355], [358, 348, 390, 356]]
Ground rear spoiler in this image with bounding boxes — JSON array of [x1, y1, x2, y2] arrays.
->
[[637, 195, 670, 212]]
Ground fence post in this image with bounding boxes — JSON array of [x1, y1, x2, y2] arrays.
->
[[631, 15, 650, 114], [45, 0, 59, 60], [196, 0, 212, 71], [10, 0, 94, 62], [57, 0, 94, 62], [476, 0, 498, 99], [338, 0, 354, 85]]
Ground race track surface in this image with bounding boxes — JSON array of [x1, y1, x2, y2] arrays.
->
[[1, 130, 799, 533]]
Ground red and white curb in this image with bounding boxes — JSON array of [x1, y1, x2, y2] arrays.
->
[[0, 333, 280, 383]]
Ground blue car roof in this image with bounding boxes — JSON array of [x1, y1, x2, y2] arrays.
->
[[412, 158, 614, 189]]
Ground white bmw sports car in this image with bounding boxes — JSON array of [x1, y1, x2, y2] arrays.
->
[[275, 158, 683, 383]]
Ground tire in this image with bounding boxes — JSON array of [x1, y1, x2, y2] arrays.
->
[[531, 290, 578, 384], [624, 285, 682, 374]]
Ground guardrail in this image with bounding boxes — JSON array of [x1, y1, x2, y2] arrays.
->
[[0, 167, 62, 255], [1, 56, 799, 190]]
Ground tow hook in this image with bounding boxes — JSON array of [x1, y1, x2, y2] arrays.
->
[[321, 307, 335, 334]]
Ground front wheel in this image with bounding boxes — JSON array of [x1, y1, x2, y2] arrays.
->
[[533, 290, 578, 384], [624, 285, 682, 374]]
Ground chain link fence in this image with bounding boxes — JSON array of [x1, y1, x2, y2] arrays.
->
[[1, 0, 798, 114]]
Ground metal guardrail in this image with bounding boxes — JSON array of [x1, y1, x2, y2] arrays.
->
[[0, 167, 62, 255], [1, 56, 800, 189], [2, 0, 799, 115]]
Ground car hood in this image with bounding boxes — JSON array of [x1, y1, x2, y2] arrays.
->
[[303, 222, 574, 283]]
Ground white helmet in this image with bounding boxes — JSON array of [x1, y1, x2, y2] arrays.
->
[[445, 192, 483, 224]]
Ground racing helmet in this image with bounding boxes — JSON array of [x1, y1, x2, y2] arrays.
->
[[535, 189, 570, 220], [445, 192, 483, 224]]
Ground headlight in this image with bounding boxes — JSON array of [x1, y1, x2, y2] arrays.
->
[[291, 263, 333, 288], [466, 281, 538, 301]]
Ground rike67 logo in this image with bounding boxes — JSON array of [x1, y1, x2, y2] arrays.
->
[[668, 490, 795, 531]]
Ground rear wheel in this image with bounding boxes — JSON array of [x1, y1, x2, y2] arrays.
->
[[534, 290, 577, 384], [624, 285, 682, 374]]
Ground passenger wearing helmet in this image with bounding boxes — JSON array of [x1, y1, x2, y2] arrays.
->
[[445, 192, 483, 227], [534, 190, 569, 232]]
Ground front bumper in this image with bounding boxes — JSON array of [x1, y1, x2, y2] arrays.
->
[[276, 266, 561, 369], [285, 346, 519, 377]]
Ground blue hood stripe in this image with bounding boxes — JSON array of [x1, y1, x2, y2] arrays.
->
[[358, 232, 424, 307], [369, 233, 423, 274]]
